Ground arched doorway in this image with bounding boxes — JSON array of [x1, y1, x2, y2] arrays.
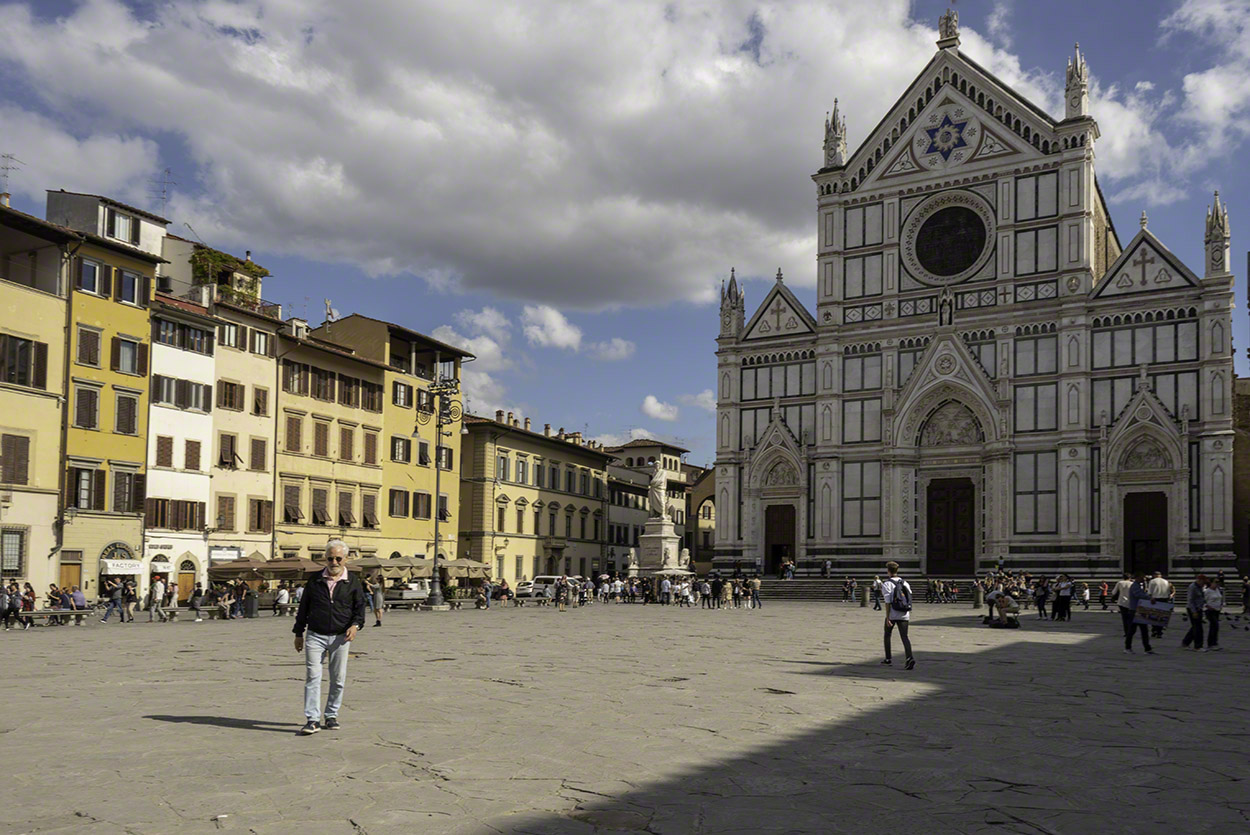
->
[[177, 558, 197, 603], [764, 504, 796, 576], [916, 400, 986, 576]]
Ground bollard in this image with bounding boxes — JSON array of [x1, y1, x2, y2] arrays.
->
[[860, 584, 868, 607], [973, 586, 983, 610]]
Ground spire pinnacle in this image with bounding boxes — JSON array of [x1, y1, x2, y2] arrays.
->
[[1140, 210, 1148, 230], [775, 267, 784, 283], [823, 99, 848, 167], [937, 8, 959, 47]]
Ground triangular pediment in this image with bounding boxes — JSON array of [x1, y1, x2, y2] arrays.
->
[[895, 330, 997, 409], [746, 407, 806, 483], [1106, 379, 1183, 434], [741, 281, 816, 341], [1092, 229, 1199, 298], [836, 49, 1058, 189], [864, 90, 1042, 190], [893, 330, 1004, 445]]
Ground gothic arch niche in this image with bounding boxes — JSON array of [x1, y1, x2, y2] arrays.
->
[[763, 460, 798, 487], [897, 380, 1000, 449], [1120, 437, 1172, 471], [917, 400, 984, 446]]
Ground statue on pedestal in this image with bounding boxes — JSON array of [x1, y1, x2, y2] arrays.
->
[[679, 548, 691, 569], [648, 460, 669, 520]]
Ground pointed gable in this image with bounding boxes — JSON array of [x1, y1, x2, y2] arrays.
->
[[1092, 229, 1199, 299], [741, 279, 816, 342], [835, 48, 1059, 191]]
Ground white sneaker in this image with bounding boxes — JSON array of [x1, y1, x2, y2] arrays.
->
[[194, 618, 203, 623]]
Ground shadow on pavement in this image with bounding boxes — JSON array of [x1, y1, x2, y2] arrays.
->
[[494, 618, 1248, 834], [144, 714, 302, 734]]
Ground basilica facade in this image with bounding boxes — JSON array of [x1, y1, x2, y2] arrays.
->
[[712, 14, 1236, 579]]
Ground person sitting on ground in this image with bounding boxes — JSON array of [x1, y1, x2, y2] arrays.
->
[[986, 586, 1020, 626]]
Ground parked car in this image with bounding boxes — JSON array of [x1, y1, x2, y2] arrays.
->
[[515, 575, 580, 599]]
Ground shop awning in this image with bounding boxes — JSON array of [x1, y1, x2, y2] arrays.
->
[[100, 559, 144, 575]]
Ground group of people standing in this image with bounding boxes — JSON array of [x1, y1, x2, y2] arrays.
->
[[1114, 571, 1229, 654]]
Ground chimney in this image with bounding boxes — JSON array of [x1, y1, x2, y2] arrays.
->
[[506, 411, 514, 426], [558, 427, 565, 440], [495, 409, 505, 423], [0, 193, 9, 208], [544, 423, 551, 437], [524, 417, 531, 431], [245, 250, 252, 262]]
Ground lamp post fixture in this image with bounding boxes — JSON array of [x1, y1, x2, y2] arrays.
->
[[416, 374, 462, 608]]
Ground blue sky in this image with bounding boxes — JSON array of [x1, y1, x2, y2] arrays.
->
[[1, 0, 1246, 466]]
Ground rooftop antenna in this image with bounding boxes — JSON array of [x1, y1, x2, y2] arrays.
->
[[183, 222, 208, 245], [149, 167, 177, 215], [0, 153, 24, 194]]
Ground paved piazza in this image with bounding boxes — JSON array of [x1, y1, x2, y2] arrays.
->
[[3, 601, 1247, 834]]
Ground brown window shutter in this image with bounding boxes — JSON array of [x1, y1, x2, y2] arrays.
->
[[339, 427, 352, 461], [93, 469, 106, 510], [113, 473, 128, 513], [144, 497, 157, 527], [137, 342, 148, 376], [87, 330, 100, 365], [130, 218, 140, 245], [0, 435, 14, 483], [75, 389, 89, 426], [261, 499, 273, 532], [73, 257, 83, 290], [284, 484, 301, 521], [217, 383, 227, 408], [32, 342, 47, 389], [113, 269, 123, 301], [185, 440, 201, 471], [250, 437, 265, 471], [314, 423, 328, 457], [253, 388, 267, 415], [237, 325, 248, 350], [202, 384, 213, 412], [156, 436, 173, 468], [175, 379, 189, 409], [131, 474, 145, 509], [65, 468, 77, 507], [106, 209, 117, 237], [139, 275, 151, 307], [247, 497, 258, 532], [338, 492, 353, 526], [12, 436, 29, 485], [110, 337, 121, 372], [219, 434, 235, 467], [220, 495, 236, 531], [99, 265, 112, 298], [364, 432, 377, 465], [285, 416, 301, 452], [118, 396, 135, 435]]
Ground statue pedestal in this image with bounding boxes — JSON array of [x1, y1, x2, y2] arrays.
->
[[638, 517, 681, 575]]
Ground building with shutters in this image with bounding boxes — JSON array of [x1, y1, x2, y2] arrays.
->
[[0, 202, 75, 596], [311, 314, 471, 561], [142, 292, 218, 600], [459, 412, 611, 584], [46, 190, 164, 596], [713, 16, 1235, 580], [273, 318, 390, 561], [160, 237, 282, 571]]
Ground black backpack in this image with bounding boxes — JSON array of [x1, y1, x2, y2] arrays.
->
[[891, 579, 912, 612]]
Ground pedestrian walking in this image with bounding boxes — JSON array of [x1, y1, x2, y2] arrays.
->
[[123, 579, 138, 621], [750, 575, 762, 609], [1181, 574, 1207, 651], [1121, 573, 1154, 654], [1080, 583, 1090, 611], [871, 575, 882, 611], [1147, 571, 1173, 639], [880, 562, 915, 670], [189, 582, 204, 622], [100, 577, 125, 623], [367, 574, 385, 626], [1203, 579, 1224, 652], [294, 539, 365, 735], [1099, 581, 1109, 610], [149, 575, 169, 623], [1034, 578, 1049, 619]]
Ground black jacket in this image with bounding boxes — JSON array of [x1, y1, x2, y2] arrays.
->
[[293, 571, 366, 636]]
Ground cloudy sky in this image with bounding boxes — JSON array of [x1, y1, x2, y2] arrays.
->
[[1, 0, 1246, 465]]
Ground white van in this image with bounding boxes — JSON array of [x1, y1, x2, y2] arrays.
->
[[515, 575, 574, 599]]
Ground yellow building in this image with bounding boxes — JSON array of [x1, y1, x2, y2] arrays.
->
[[0, 203, 75, 594], [459, 412, 611, 584], [274, 318, 394, 560], [45, 192, 165, 595], [311, 314, 471, 560]]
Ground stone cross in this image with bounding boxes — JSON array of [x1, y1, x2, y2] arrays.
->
[[769, 299, 786, 332], [1131, 249, 1155, 285], [998, 286, 1012, 304]]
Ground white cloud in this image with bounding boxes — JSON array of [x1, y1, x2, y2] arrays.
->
[[521, 305, 582, 351], [454, 306, 511, 344], [679, 389, 718, 412], [588, 337, 636, 361], [0, 0, 1242, 300], [641, 395, 679, 422], [986, 1, 1012, 49], [592, 427, 656, 448]]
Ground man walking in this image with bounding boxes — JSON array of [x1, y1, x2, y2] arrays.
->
[[1181, 574, 1207, 651], [1146, 571, 1173, 639], [100, 577, 125, 623], [293, 539, 365, 735], [749, 575, 762, 609], [149, 575, 168, 623], [880, 561, 915, 670]]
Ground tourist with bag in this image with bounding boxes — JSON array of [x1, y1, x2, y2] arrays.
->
[[880, 561, 915, 670]]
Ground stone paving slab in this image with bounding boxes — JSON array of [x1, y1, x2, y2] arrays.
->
[[1, 602, 1247, 834]]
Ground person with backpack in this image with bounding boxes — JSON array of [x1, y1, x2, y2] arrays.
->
[[880, 561, 915, 670]]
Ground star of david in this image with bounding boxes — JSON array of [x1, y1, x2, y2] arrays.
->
[[924, 114, 969, 161]]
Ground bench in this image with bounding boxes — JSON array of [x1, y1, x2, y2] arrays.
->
[[163, 606, 229, 621], [12, 609, 92, 625], [512, 595, 550, 607], [384, 600, 424, 611]]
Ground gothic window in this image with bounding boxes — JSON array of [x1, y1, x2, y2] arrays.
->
[[842, 398, 882, 443], [1014, 227, 1058, 275], [1014, 451, 1057, 534], [1014, 336, 1057, 376], [1093, 320, 1198, 368], [1014, 383, 1057, 432], [844, 253, 883, 298], [844, 203, 884, 249], [1015, 172, 1058, 220], [741, 363, 814, 401], [843, 354, 882, 392], [841, 461, 881, 537], [965, 338, 996, 378], [897, 348, 925, 385]]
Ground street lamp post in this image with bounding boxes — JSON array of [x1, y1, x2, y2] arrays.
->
[[417, 373, 462, 608]]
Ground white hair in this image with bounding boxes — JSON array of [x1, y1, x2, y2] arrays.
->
[[326, 538, 350, 557]]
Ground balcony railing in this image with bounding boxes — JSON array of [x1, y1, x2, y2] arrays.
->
[[182, 284, 282, 319]]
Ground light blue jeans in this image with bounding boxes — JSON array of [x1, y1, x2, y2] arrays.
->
[[304, 631, 351, 723]]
